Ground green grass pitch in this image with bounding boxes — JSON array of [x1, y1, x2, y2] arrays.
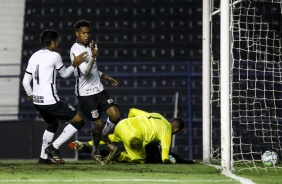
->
[[0, 160, 282, 184]]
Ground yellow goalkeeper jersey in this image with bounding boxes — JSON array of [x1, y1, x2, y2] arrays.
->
[[114, 109, 172, 162]]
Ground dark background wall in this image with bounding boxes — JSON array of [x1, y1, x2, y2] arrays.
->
[[16, 0, 203, 160], [0, 121, 75, 159]]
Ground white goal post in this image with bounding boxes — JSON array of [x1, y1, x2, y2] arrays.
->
[[203, 0, 282, 172]]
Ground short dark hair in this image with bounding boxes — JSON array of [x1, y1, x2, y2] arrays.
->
[[40, 29, 59, 47], [74, 19, 90, 31], [171, 117, 185, 130]]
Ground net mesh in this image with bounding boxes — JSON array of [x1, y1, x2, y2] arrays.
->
[[211, 0, 282, 171]]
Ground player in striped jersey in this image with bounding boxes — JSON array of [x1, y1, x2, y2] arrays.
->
[[70, 19, 121, 164], [22, 29, 94, 164]]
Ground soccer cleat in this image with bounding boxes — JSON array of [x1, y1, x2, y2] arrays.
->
[[69, 141, 92, 153], [37, 157, 56, 165], [69, 141, 84, 150], [91, 151, 105, 165], [103, 143, 120, 164], [45, 144, 65, 164]]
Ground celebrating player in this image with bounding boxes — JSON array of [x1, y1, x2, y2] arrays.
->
[[22, 29, 92, 164], [70, 19, 120, 164]]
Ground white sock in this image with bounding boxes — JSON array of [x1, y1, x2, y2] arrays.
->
[[52, 124, 78, 149], [102, 118, 116, 137], [40, 130, 54, 159]]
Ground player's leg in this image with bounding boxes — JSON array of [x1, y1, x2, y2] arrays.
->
[[111, 119, 146, 163], [116, 139, 146, 164], [44, 101, 85, 164], [102, 106, 121, 163], [76, 94, 106, 164], [97, 91, 120, 163], [34, 105, 59, 164], [69, 134, 121, 154], [38, 122, 59, 164], [102, 105, 120, 139], [91, 118, 106, 164], [100, 91, 120, 140]]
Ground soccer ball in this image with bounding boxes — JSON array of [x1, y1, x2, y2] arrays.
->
[[262, 150, 279, 166], [169, 155, 176, 164]]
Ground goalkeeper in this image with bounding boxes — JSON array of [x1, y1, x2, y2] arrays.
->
[[70, 108, 190, 164], [70, 138, 194, 164]]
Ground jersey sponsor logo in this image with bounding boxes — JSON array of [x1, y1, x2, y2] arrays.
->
[[68, 104, 75, 111], [107, 99, 114, 104], [33, 95, 44, 103], [91, 109, 99, 119]]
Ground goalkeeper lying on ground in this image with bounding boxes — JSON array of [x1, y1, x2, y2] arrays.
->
[[70, 108, 195, 164], [69, 138, 194, 164]]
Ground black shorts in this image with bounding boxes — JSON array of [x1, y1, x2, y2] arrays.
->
[[77, 90, 117, 121], [34, 100, 77, 124]]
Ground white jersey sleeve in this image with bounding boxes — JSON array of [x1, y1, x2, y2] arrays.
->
[[58, 65, 75, 79], [70, 42, 104, 96], [22, 70, 33, 96]]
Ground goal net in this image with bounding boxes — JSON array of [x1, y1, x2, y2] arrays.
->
[[208, 0, 282, 171]]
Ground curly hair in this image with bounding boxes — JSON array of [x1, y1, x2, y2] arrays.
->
[[74, 19, 90, 30]]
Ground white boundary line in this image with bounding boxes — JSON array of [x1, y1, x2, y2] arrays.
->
[[207, 164, 255, 184], [0, 179, 235, 183]]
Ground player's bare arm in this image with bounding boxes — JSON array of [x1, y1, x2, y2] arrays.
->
[[101, 73, 119, 86], [83, 40, 98, 76], [71, 51, 88, 68]]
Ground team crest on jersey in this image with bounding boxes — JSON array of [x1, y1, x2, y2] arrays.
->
[[91, 110, 99, 118], [107, 99, 114, 104]]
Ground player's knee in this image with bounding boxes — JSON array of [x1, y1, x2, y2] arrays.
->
[[109, 113, 120, 124], [107, 107, 120, 123], [70, 119, 85, 130]]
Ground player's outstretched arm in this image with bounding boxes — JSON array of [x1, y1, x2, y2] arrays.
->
[[59, 52, 87, 78], [100, 73, 119, 86], [71, 52, 88, 68]]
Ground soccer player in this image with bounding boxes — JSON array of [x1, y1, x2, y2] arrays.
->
[[105, 108, 185, 164], [71, 108, 185, 164], [69, 137, 195, 164], [70, 19, 120, 164], [22, 29, 93, 164]]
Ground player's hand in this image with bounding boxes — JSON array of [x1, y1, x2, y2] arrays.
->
[[72, 52, 88, 67], [103, 74, 119, 86], [90, 40, 98, 58]]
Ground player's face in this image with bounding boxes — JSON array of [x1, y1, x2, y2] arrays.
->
[[76, 27, 90, 45]]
